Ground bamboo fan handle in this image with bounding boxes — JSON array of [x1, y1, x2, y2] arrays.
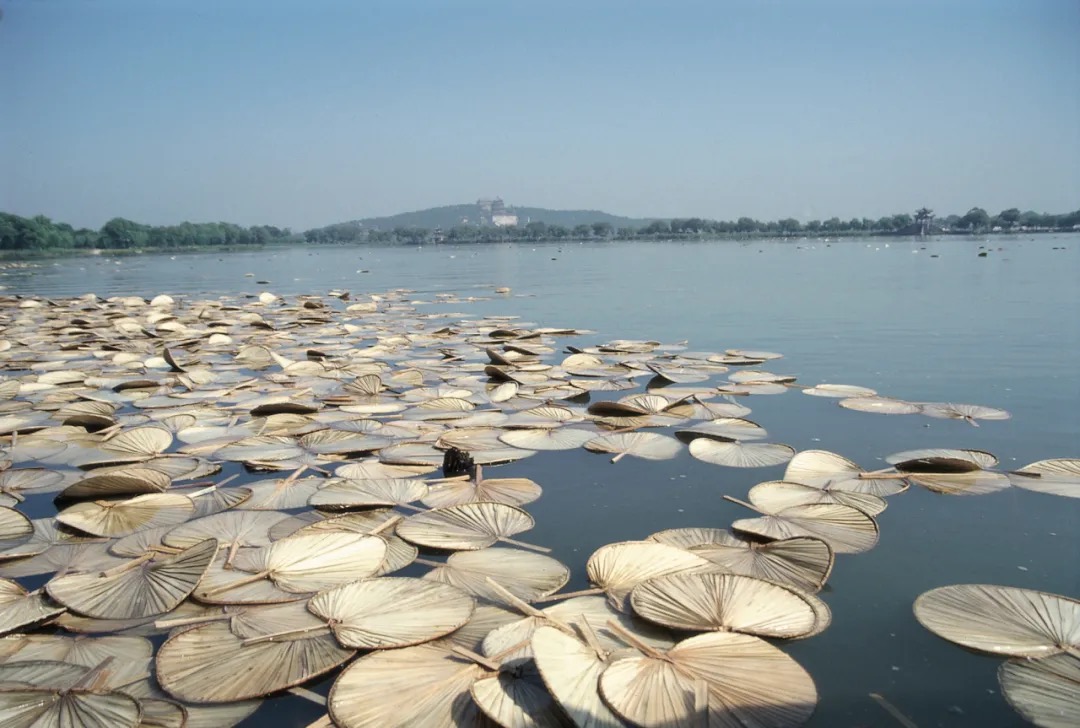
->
[[498, 536, 551, 553], [576, 615, 607, 659], [604, 620, 666, 660], [611, 451, 630, 464], [451, 646, 501, 672], [368, 515, 402, 536], [200, 569, 271, 596], [99, 551, 155, 577], [534, 587, 604, 603], [154, 612, 231, 629], [722, 495, 764, 515], [483, 577, 546, 618], [241, 623, 332, 646], [694, 678, 709, 716]]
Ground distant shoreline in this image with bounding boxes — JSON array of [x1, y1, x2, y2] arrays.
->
[[1, 229, 1073, 264]]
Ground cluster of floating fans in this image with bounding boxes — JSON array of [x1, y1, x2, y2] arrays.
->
[[0, 288, 1075, 727]]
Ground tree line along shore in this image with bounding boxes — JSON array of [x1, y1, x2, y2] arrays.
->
[[2, 206, 1078, 255]]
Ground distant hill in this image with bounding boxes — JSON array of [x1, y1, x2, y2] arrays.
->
[[350, 204, 649, 230]]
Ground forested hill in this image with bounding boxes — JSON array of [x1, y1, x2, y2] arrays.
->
[[351, 205, 646, 230]]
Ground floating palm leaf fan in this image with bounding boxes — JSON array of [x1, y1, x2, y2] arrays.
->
[[0, 577, 65, 635], [1009, 459, 1080, 499], [193, 531, 387, 601], [46, 538, 217, 620], [421, 548, 570, 604], [918, 402, 1011, 426], [398, 502, 547, 552], [914, 584, 1080, 658], [999, 652, 1080, 728], [598, 624, 817, 728], [748, 480, 888, 517], [539, 541, 713, 612], [726, 495, 880, 554], [688, 438, 795, 468], [421, 466, 542, 509], [629, 572, 822, 639], [584, 432, 682, 464]]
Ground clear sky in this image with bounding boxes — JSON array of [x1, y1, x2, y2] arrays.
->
[[1, 0, 1077, 230]]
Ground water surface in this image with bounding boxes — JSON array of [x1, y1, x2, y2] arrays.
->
[[3, 235, 1078, 727]]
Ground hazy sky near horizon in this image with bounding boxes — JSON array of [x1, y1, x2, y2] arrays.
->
[[2, 0, 1078, 230]]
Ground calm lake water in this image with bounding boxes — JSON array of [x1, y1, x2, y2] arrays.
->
[[3, 234, 1078, 727]]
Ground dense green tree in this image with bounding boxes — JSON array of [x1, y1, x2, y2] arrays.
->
[[592, 222, 614, 238], [959, 207, 991, 231], [777, 218, 801, 233], [994, 208, 1021, 228]]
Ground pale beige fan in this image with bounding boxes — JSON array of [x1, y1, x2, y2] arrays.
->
[[308, 576, 475, 649], [584, 432, 682, 464], [56, 493, 195, 537], [46, 538, 217, 620], [598, 629, 817, 728], [0, 577, 65, 636], [0, 518, 117, 576], [531, 625, 626, 728], [336, 459, 438, 480], [749, 480, 887, 517], [421, 466, 541, 509], [502, 405, 579, 429], [0, 658, 93, 688], [543, 541, 712, 612], [194, 531, 387, 599], [784, 449, 909, 497], [309, 477, 428, 510], [434, 428, 536, 465], [905, 469, 1011, 496], [60, 467, 173, 499], [999, 653, 1080, 728], [802, 383, 876, 398], [0, 507, 32, 552], [838, 396, 920, 415], [649, 527, 834, 594], [499, 427, 594, 452], [481, 589, 673, 669], [918, 402, 1011, 425], [378, 441, 447, 467], [688, 438, 795, 468], [727, 496, 879, 554], [0, 634, 153, 688], [441, 602, 522, 652], [328, 641, 491, 728], [675, 417, 767, 443], [398, 502, 546, 552], [1009, 459, 1080, 499], [629, 572, 820, 639], [0, 467, 66, 506], [289, 510, 416, 576], [74, 425, 175, 467], [163, 510, 288, 564], [156, 620, 354, 703], [469, 658, 572, 728], [913, 584, 1080, 657], [0, 674, 142, 728], [422, 548, 570, 604], [891, 453, 1010, 496], [885, 447, 999, 469], [225, 472, 323, 510], [185, 553, 305, 606]]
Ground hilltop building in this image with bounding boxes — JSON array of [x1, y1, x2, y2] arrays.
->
[[473, 197, 519, 227]]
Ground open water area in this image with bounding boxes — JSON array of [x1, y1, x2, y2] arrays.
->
[[1, 234, 1078, 727]]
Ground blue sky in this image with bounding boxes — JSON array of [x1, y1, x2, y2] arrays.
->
[[1, 0, 1077, 229]]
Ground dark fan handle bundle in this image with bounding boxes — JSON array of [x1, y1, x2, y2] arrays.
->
[[442, 447, 476, 478]]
